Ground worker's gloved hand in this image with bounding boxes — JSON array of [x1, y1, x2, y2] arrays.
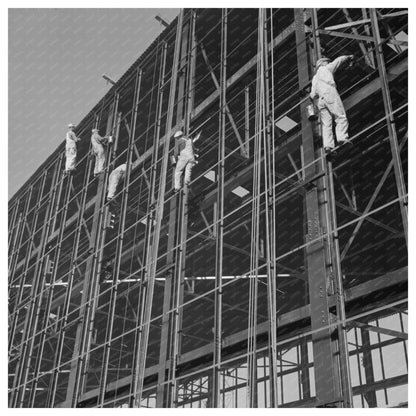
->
[[108, 136, 114, 144], [170, 156, 177, 166]]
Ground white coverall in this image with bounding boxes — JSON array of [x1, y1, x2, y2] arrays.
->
[[65, 130, 80, 172], [107, 164, 126, 200], [91, 132, 108, 175], [174, 136, 196, 190], [310, 56, 351, 149]]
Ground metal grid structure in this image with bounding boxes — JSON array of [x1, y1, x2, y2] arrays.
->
[[8, 8, 408, 408]]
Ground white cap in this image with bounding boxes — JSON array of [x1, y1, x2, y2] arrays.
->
[[68, 123, 76, 128], [92, 128, 99, 133], [174, 130, 184, 138]]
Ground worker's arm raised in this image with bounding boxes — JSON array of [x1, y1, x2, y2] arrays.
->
[[327, 55, 354, 74], [192, 131, 202, 143]]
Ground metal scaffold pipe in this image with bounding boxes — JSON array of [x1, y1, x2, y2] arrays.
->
[[369, 8, 408, 248], [212, 7, 227, 408], [132, 9, 184, 407]]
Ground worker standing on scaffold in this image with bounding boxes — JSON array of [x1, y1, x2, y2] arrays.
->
[[172, 129, 201, 192], [64, 123, 81, 174], [91, 128, 111, 176], [309, 55, 354, 153]]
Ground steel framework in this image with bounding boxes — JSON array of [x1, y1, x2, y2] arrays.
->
[[8, 8, 407, 408]]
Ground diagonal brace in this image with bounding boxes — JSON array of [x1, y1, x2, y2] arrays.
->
[[198, 41, 249, 158]]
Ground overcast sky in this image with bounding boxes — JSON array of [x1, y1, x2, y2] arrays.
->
[[8, 8, 179, 199]]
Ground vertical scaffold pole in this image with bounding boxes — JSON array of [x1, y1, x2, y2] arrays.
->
[[97, 68, 143, 407], [134, 41, 167, 408], [47, 140, 95, 407], [261, 9, 278, 406], [8, 186, 32, 285], [212, 7, 227, 408], [370, 8, 408, 248], [8, 186, 34, 353], [169, 9, 197, 407], [247, 15, 261, 404], [28, 167, 74, 407], [79, 97, 121, 399], [65, 95, 119, 407], [12, 160, 63, 407], [132, 9, 183, 407], [156, 13, 190, 406]]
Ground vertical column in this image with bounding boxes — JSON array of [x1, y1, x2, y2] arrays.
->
[[295, 8, 340, 407], [212, 7, 227, 408], [300, 339, 311, 400], [326, 159, 353, 407], [360, 328, 377, 407]]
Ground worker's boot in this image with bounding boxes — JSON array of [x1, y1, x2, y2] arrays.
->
[[324, 147, 337, 159]]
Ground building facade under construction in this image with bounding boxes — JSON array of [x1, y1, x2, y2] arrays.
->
[[8, 8, 408, 408]]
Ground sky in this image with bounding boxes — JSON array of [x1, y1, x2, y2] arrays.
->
[[8, 7, 179, 199]]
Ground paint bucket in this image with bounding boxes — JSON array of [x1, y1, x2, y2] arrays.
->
[[306, 104, 318, 121]]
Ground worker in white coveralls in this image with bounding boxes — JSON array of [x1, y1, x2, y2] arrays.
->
[[91, 128, 111, 176], [107, 163, 126, 201], [309, 55, 354, 152], [65, 123, 81, 173], [172, 130, 201, 191]]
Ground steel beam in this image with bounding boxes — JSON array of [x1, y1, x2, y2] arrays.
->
[[298, 8, 340, 406], [349, 321, 407, 340]]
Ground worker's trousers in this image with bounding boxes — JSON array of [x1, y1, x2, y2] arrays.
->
[[93, 146, 106, 176], [65, 144, 77, 171], [107, 169, 124, 199], [174, 153, 195, 190], [318, 92, 349, 149]]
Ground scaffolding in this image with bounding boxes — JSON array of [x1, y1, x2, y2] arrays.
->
[[8, 8, 408, 408]]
